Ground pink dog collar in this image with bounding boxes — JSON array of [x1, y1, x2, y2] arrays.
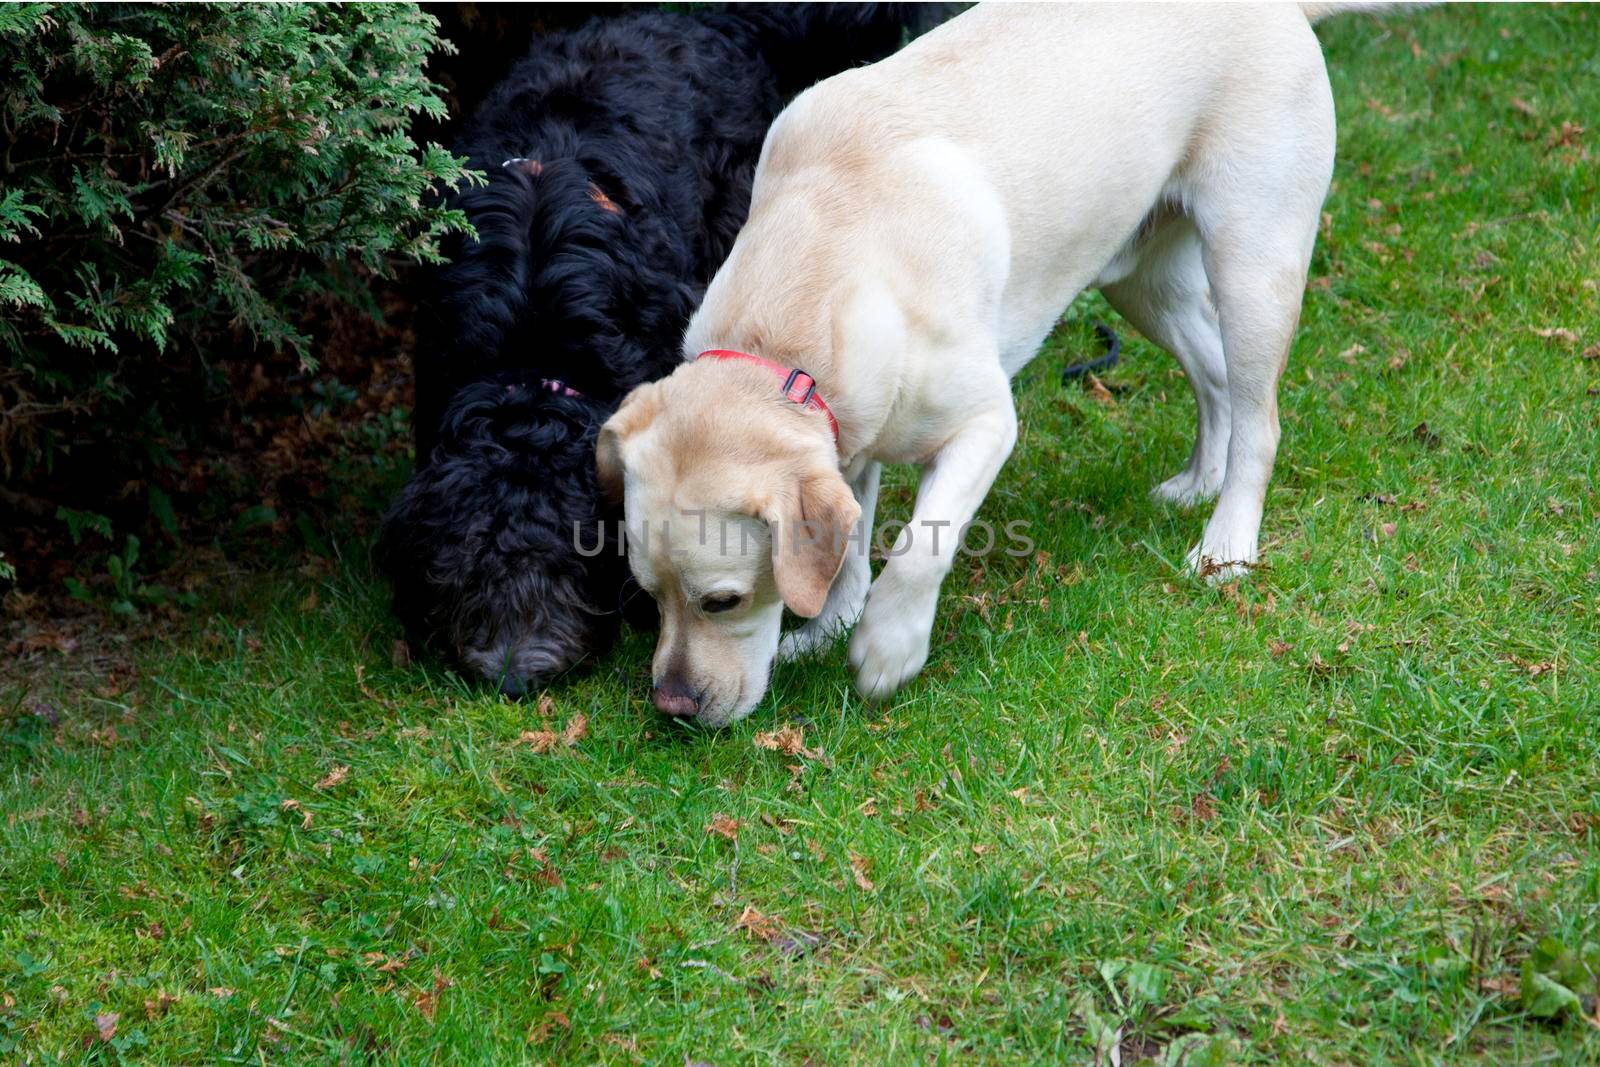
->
[[696, 349, 839, 441], [539, 378, 583, 398]]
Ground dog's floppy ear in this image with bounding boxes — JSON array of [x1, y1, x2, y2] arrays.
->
[[762, 467, 861, 618], [595, 383, 660, 503]]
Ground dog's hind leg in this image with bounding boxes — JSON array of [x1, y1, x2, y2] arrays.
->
[[1100, 218, 1230, 506], [1184, 112, 1333, 579], [777, 460, 881, 663]]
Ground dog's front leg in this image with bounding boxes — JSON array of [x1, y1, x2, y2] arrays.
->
[[777, 461, 881, 663], [849, 386, 1018, 701]]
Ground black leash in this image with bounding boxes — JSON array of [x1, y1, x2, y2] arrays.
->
[[1060, 321, 1121, 384]]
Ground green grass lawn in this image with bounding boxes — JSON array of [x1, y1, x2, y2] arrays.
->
[[4, 5, 1599, 1063]]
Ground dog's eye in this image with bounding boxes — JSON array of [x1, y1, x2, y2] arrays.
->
[[700, 593, 742, 615]]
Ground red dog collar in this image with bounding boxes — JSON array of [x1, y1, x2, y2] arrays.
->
[[696, 349, 839, 441]]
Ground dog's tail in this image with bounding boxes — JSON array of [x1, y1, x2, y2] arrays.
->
[[1300, 2, 1430, 23], [728, 3, 952, 98]]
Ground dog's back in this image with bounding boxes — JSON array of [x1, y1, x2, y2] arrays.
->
[[709, 4, 1334, 369]]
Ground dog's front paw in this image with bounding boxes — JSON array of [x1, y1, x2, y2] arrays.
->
[[1185, 540, 1255, 582], [847, 594, 934, 701], [848, 621, 929, 701]]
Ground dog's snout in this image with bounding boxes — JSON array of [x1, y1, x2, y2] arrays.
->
[[499, 673, 537, 699], [651, 677, 701, 718]]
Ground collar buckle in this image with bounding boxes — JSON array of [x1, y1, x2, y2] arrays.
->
[[696, 349, 839, 443], [782, 368, 817, 406]]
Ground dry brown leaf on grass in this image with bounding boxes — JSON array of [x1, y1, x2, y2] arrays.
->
[[412, 969, 451, 1022], [752, 725, 824, 761], [93, 1012, 118, 1042], [849, 854, 875, 892], [143, 992, 178, 1021], [1504, 655, 1557, 677], [734, 905, 783, 942], [364, 949, 415, 974], [12, 629, 77, 655], [1408, 422, 1442, 449], [1084, 373, 1115, 405], [353, 664, 395, 710], [1481, 974, 1519, 996], [603, 1033, 640, 1055], [518, 712, 588, 754], [1546, 120, 1585, 148], [278, 799, 316, 831], [1366, 97, 1398, 120], [524, 847, 563, 888], [1532, 326, 1581, 346], [706, 814, 740, 841], [314, 765, 349, 791], [753, 725, 803, 755]]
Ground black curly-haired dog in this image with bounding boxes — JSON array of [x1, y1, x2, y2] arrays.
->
[[378, 5, 941, 695]]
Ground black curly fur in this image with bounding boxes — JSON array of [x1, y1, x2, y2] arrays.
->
[[378, 4, 943, 695]]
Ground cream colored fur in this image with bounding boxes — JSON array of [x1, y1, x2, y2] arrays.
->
[[602, 3, 1363, 726]]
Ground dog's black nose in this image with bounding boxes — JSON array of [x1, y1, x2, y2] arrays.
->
[[651, 677, 700, 718], [499, 673, 536, 699]]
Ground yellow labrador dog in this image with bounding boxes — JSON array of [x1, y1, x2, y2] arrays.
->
[[600, 3, 1373, 726]]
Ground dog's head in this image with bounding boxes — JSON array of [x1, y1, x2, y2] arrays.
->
[[597, 360, 857, 727], [379, 375, 639, 695]]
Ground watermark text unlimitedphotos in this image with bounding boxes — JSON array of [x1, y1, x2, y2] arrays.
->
[[572, 511, 1035, 559]]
